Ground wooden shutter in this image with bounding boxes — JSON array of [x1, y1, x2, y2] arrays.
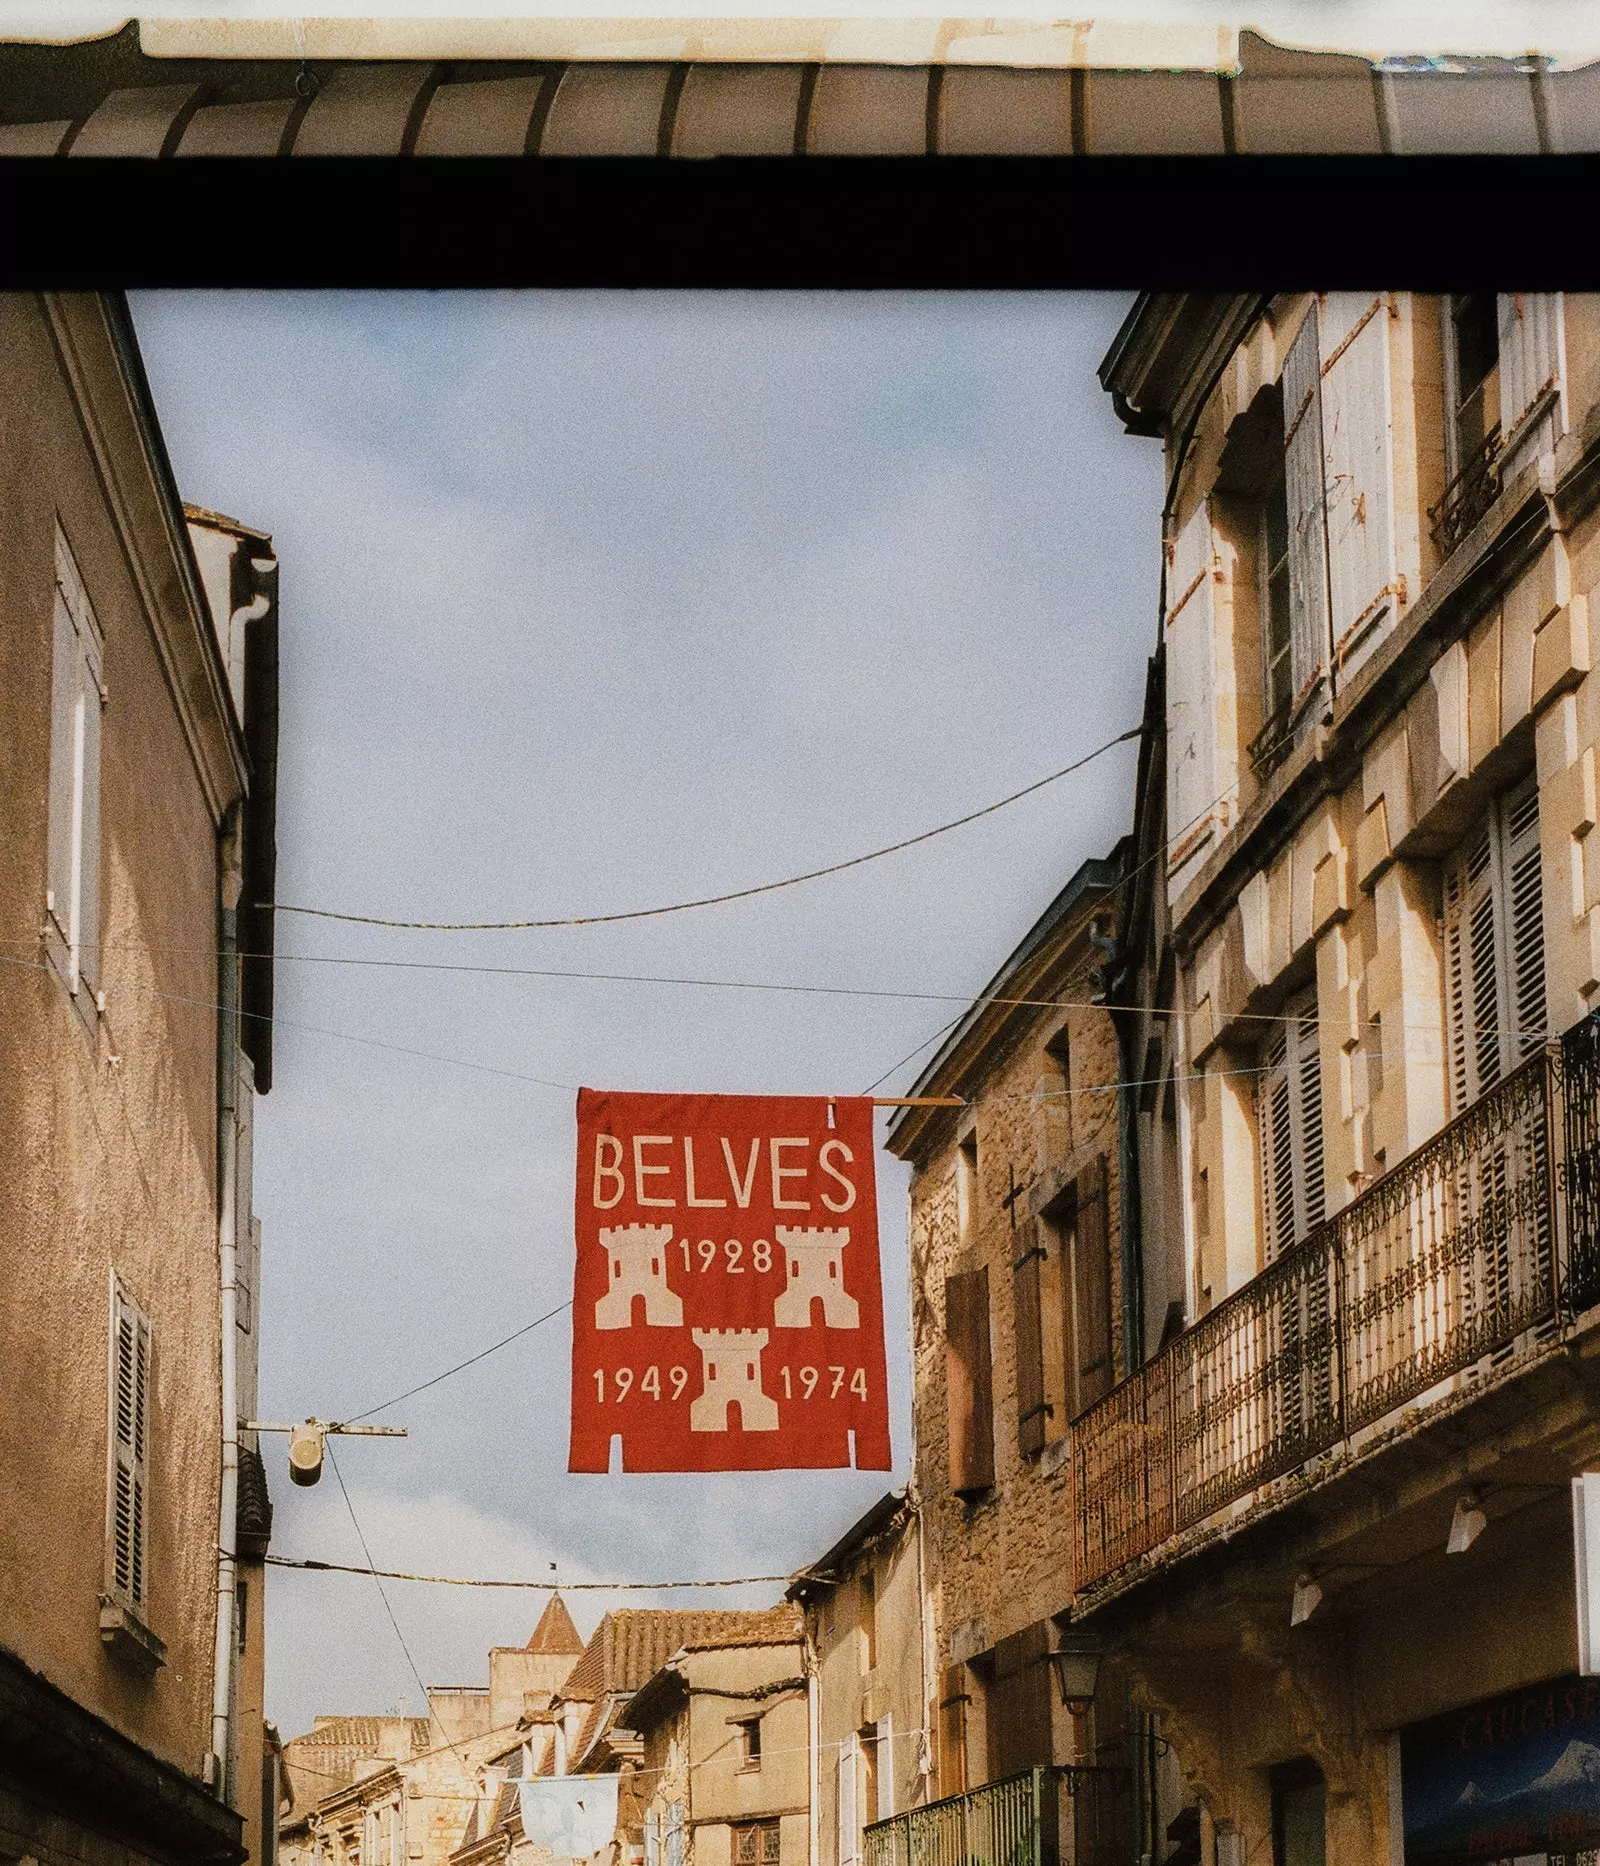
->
[[77, 632, 103, 998], [1444, 780, 1543, 1114], [46, 588, 78, 944], [1164, 500, 1219, 864], [1505, 777, 1546, 1061], [1072, 1158, 1114, 1413], [936, 1665, 968, 1798], [1258, 997, 1324, 1258], [1011, 1218, 1049, 1458], [1497, 294, 1564, 481], [1283, 308, 1331, 719], [109, 1280, 151, 1610], [945, 1270, 994, 1495], [875, 1717, 895, 1819], [985, 1625, 1053, 1780], [1318, 294, 1397, 679], [838, 1738, 859, 1866]]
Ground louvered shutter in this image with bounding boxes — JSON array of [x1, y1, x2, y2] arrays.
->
[[76, 633, 103, 998], [1497, 295, 1564, 482], [1072, 1158, 1114, 1412], [838, 1738, 859, 1866], [1164, 501, 1219, 864], [1011, 1218, 1048, 1458], [1445, 779, 1544, 1115], [110, 1281, 151, 1610], [1318, 294, 1397, 679], [1258, 997, 1324, 1258], [646, 1810, 660, 1866], [1283, 309, 1331, 719], [1505, 777, 1546, 1061], [945, 1270, 994, 1495]]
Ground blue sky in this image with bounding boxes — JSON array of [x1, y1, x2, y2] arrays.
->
[[130, 290, 1160, 1737]]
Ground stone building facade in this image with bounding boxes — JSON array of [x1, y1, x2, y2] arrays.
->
[[884, 851, 1130, 1860], [0, 293, 279, 1864], [625, 1608, 808, 1866], [1085, 292, 1600, 1864], [786, 1493, 925, 1866]]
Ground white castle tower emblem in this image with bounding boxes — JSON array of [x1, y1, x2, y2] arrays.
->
[[690, 1329, 779, 1432], [772, 1226, 860, 1330], [594, 1223, 684, 1330]]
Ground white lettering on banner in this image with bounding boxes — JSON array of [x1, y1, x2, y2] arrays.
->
[[588, 1132, 862, 1212], [633, 1134, 675, 1207], [819, 1139, 857, 1212], [683, 1135, 727, 1209], [771, 1137, 811, 1209], [722, 1136, 760, 1208], [593, 1135, 626, 1210]]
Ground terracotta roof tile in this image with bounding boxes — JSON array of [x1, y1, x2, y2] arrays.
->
[[528, 1594, 585, 1656], [561, 1607, 802, 1704]]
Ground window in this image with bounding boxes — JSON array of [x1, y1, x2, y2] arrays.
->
[[956, 1130, 979, 1246], [736, 1715, 762, 1770], [107, 1277, 151, 1614], [1258, 992, 1326, 1260], [1063, 1158, 1114, 1419], [980, 1625, 1053, 1783], [733, 1823, 780, 1866], [237, 1577, 249, 1651], [944, 1269, 994, 1496], [859, 1568, 877, 1673], [1011, 1214, 1050, 1458], [1449, 293, 1501, 468], [858, 1726, 880, 1826], [46, 524, 105, 1010], [1271, 1760, 1327, 1866], [1260, 460, 1294, 753], [1443, 775, 1545, 1114]]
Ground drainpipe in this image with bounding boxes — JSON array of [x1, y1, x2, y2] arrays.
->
[[806, 1629, 820, 1866], [211, 802, 244, 1796]]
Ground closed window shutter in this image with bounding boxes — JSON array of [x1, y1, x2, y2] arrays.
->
[[1011, 1219, 1048, 1458], [1505, 777, 1546, 1062], [1445, 779, 1544, 1114], [46, 589, 78, 941], [838, 1738, 859, 1866], [646, 1811, 660, 1866], [1165, 501, 1219, 868], [110, 1282, 151, 1610], [1497, 294, 1564, 481], [1258, 997, 1323, 1257], [945, 1270, 994, 1495], [1318, 294, 1398, 679], [875, 1717, 894, 1819], [985, 1625, 1053, 1780], [1282, 309, 1332, 719], [666, 1803, 683, 1866], [76, 634, 103, 997], [1072, 1158, 1114, 1413], [936, 1665, 968, 1798]]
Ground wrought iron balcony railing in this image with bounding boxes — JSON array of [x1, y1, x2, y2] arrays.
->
[[1072, 1015, 1600, 1596], [864, 1768, 1058, 1866], [1429, 423, 1503, 559]]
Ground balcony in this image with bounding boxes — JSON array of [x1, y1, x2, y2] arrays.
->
[[1428, 422, 1503, 559], [865, 1766, 1129, 1866], [1072, 1013, 1600, 1598]]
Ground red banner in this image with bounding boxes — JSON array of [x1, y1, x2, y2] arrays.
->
[[569, 1090, 890, 1473]]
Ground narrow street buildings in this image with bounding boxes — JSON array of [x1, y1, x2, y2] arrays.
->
[[884, 853, 1130, 1862], [0, 294, 280, 1863], [1083, 292, 1600, 1863], [786, 1493, 923, 1866]]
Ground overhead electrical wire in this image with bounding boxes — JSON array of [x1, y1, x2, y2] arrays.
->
[[337, 1299, 574, 1426], [266, 1555, 795, 1590], [263, 726, 1142, 932]]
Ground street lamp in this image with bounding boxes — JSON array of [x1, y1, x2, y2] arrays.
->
[[1048, 1634, 1103, 1715]]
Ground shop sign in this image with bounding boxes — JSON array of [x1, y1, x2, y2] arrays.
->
[[1401, 1674, 1600, 1865], [568, 1089, 890, 1474]]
